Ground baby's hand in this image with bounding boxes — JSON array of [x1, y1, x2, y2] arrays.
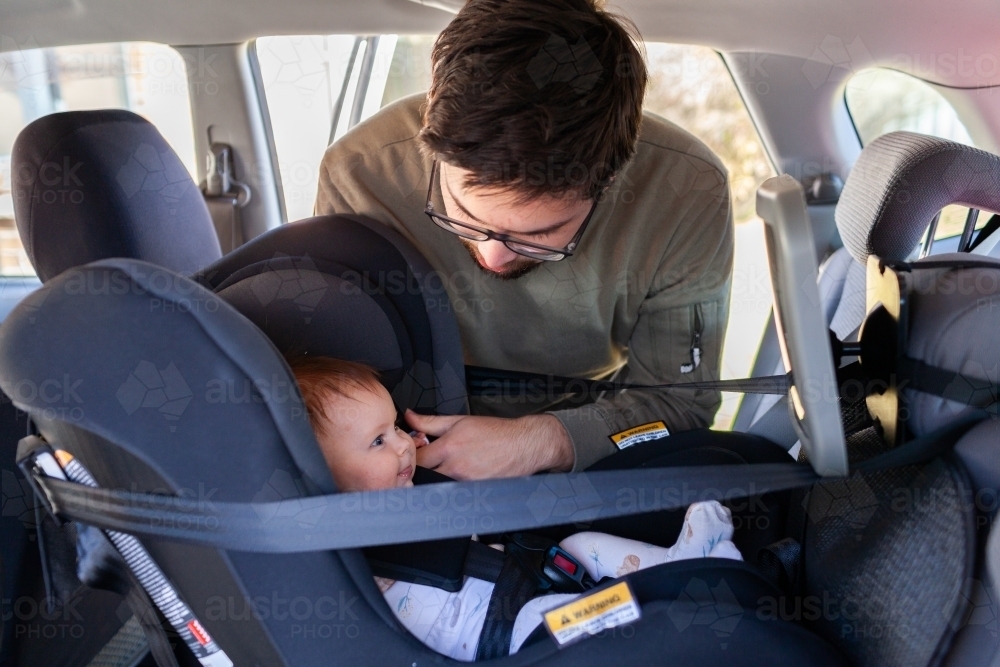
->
[[410, 431, 430, 448]]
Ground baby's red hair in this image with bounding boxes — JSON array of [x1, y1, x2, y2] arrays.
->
[[286, 355, 383, 438]]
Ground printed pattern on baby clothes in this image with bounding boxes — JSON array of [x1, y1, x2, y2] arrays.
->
[[382, 575, 494, 661], [380, 500, 742, 661]]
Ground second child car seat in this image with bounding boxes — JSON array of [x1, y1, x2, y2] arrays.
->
[[741, 132, 1000, 446]]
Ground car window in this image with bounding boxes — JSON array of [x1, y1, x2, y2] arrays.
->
[[257, 34, 435, 223], [255, 35, 359, 222], [846, 68, 987, 245], [0, 42, 197, 277], [643, 44, 776, 429]]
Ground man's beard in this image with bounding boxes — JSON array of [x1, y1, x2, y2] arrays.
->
[[460, 238, 542, 281]]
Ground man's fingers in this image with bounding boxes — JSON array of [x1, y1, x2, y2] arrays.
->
[[405, 409, 462, 437], [415, 440, 447, 471]]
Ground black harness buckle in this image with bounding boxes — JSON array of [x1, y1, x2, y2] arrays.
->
[[506, 532, 596, 594]]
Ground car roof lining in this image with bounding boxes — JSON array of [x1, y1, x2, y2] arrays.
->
[[3, 0, 1000, 89]]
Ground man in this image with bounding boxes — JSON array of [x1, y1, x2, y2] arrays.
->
[[315, 0, 733, 480]]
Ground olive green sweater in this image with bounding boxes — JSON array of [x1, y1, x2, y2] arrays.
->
[[315, 93, 733, 470]]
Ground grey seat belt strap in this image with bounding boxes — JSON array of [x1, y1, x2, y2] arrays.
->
[[20, 420, 976, 556]]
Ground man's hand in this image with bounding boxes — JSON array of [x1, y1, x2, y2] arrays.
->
[[405, 410, 574, 480]]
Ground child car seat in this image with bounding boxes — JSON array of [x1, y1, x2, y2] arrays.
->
[[792, 134, 1000, 667], [0, 258, 849, 667], [742, 132, 1000, 446], [2, 109, 224, 666]]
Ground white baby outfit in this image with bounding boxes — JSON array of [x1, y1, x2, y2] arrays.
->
[[381, 500, 741, 661]]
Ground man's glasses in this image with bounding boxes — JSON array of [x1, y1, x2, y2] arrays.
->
[[424, 160, 597, 262]]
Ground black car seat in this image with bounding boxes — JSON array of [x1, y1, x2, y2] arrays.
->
[[741, 131, 1000, 446], [0, 256, 850, 667], [1, 109, 223, 667], [792, 136, 1000, 667]]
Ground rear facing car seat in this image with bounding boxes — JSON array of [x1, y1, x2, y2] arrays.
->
[[742, 131, 1000, 447]]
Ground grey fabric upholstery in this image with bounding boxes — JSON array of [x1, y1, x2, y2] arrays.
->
[[836, 131, 1000, 265], [827, 258, 867, 341], [903, 254, 1000, 436]]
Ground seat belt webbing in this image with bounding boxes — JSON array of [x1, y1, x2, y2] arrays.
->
[[464, 366, 792, 397], [123, 582, 180, 667], [25, 446, 234, 667], [462, 540, 505, 583], [22, 419, 976, 556]]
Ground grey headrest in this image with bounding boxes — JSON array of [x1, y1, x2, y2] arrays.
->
[[836, 131, 1000, 264]]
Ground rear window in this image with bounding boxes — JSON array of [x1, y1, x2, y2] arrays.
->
[[846, 68, 974, 147], [845, 68, 989, 248], [0, 42, 196, 276]]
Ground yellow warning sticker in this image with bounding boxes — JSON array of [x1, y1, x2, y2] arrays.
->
[[543, 581, 641, 647], [609, 421, 670, 450]]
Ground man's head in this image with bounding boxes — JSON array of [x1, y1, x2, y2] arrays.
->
[[420, 0, 647, 277], [288, 356, 416, 492]]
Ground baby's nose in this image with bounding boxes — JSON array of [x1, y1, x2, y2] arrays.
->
[[392, 432, 412, 455]]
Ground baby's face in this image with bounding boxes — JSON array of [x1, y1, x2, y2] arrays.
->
[[315, 384, 416, 492]]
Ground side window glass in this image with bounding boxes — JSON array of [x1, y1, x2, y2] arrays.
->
[[0, 42, 195, 276], [846, 69, 974, 147], [846, 69, 986, 247], [380, 36, 435, 109], [256, 35, 359, 223], [644, 43, 776, 429], [257, 34, 434, 223]]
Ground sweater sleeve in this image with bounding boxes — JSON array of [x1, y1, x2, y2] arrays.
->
[[549, 176, 735, 471]]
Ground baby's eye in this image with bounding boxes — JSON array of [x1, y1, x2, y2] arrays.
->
[[372, 436, 385, 447]]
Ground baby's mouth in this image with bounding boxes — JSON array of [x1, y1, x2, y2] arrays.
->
[[398, 465, 413, 481]]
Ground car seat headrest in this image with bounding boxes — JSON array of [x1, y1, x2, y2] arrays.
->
[[836, 131, 1000, 265], [196, 215, 468, 415], [0, 258, 336, 497], [11, 110, 222, 282]]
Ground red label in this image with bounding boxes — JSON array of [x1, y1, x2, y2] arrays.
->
[[187, 619, 212, 646], [553, 553, 577, 575]]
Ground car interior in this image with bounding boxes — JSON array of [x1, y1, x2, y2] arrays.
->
[[1, 0, 999, 666]]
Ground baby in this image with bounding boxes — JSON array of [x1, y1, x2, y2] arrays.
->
[[289, 355, 741, 660]]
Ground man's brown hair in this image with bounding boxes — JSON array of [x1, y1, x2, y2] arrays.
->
[[287, 355, 383, 438], [419, 0, 647, 201]]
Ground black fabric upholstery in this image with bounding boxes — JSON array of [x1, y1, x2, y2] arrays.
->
[[836, 131, 1000, 264], [196, 214, 468, 415], [11, 110, 221, 281]]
